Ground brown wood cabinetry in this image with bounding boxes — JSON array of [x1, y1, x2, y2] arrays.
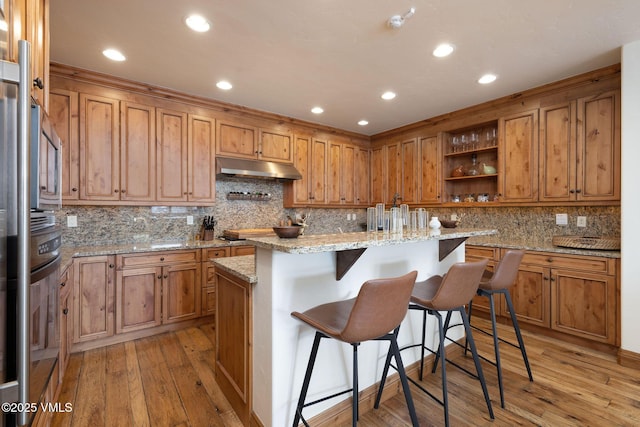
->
[[418, 135, 441, 204], [73, 255, 115, 343], [156, 108, 188, 202], [58, 265, 73, 382], [188, 114, 217, 203], [284, 137, 328, 205], [499, 110, 539, 203], [540, 91, 621, 202], [50, 88, 79, 201], [370, 146, 384, 204], [215, 268, 253, 426], [217, 120, 292, 163], [116, 250, 201, 333], [328, 142, 356, 205], [121, 101, 156, 201], [201, 247, 230, 316], [466, 245, 619, 347], [355, 146, 370, 205]]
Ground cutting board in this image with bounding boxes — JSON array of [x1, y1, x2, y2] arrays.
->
[[223, 228, 276, 240]]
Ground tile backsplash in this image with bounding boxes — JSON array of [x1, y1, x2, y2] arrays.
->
[[57, 178, 620, 246]]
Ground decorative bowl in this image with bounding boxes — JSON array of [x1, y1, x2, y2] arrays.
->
[[273, 226, 303, 238], [440, 219, 458, 228]]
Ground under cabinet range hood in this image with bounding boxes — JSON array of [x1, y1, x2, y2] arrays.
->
[[216, 156, 302, 181]]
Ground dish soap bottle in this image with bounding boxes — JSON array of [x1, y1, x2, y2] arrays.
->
[[467, 153, 480, 176], [429, 216, 441, 229]]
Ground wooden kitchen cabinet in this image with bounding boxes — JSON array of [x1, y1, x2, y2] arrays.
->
[[73, 255, 115, 343], [79, 93, 120, 201], [58, 265, 73, 382], [231, 245, 256, 256], [116, 250, 202, 329], [188, 114, 217, 203], [49, 88, 79, 201], [539, 91, 620, 203], [120, 101, 156, 201], [504, 263, 551, 328], [259, 128, 293, 163], [354, 146, 370, 206], [284, 136, 328, 206], [217, 120, 292, 163], [156, 108, 188, 202], [418, 134, 441, 204], [465, 246, 499, 314], [201, 247, 230, 316], [328, 142, 356, 205], [498, 110, 539, 203], [369, 146, 385, 204]]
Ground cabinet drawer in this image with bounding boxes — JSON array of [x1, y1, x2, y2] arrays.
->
[[203, 247, 230, 260], [519, 251, 613, 274], [117, 250, 200, 268], [231, 245, 255, 256], [466, 245, 498, 260]]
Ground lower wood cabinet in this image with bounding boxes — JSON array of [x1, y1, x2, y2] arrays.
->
[[59, 265, 73, 381], [466, 245, 619, 347], [116, 250, 201, 334]]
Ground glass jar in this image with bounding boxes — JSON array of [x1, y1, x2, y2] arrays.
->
[[451, 194, 461, 203], [464, 193, 475, 203], [466, 153, 480, 176]]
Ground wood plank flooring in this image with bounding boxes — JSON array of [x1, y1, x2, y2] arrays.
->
[[52, 319, 640, 426]]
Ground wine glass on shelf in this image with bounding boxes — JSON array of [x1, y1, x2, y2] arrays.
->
[[459, 133, 468, 152], [484, 127, 496, 147], [451, 135, 460, 153], [470, 130, 480, 150]]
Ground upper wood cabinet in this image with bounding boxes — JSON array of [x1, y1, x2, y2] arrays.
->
[[400, 138, 418, 204], [79, 93, 121, 201], [121, 101, 156, 202], [328, 142, 356, 205], [49, 88, 79, 201], [498, 110, 539, 203], [354, 146, 370, 206], [283, 136, 328, 206], [539, 90, 620, 202], [418, 135, 441, 204], [216, 120, 292, 163], [156, 108, 188, 202], [188, 115, 217, 203], [370, 146, 385, 205]]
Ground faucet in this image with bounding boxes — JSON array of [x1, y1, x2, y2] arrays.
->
[[392, 193, 401, 207]]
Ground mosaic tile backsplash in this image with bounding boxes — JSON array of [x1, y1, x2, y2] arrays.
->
[[57, 178, 621, 246]]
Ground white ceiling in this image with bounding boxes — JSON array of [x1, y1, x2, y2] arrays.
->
[[49, 0, 640, 136]]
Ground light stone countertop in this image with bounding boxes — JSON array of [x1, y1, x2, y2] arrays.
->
[[467, 235, 621, 259], [211, 255, 257, 284], [247, 228, 498, 254]]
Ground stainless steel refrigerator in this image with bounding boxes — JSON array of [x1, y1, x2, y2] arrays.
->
[[1, 9, 33, 425]]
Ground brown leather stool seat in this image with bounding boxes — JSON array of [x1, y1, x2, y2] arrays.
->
[[374, 260, 494, 427], [467, 249, 533, 408], [291, 270, 419, 427]]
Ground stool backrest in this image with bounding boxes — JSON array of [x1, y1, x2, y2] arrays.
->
[[339, 270, 418, 343], [429, 259, 489, 311], [483, 250, 524, 291]]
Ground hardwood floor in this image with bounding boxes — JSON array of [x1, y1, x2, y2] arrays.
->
[[52, 319, 640, 426]]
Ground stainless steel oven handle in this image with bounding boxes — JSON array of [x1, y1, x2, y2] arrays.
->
[[17, 39, 31, 427]]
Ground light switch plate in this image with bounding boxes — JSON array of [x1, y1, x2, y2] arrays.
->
[[67, 215, 78, 228], [187, 215, 194, 225], [555, 213, 568, 225], [577, 216, 587, 227]]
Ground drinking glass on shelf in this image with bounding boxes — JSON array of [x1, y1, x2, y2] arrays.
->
[[400, 204, 409, 228], [417, 208, 428, 230], [390, 207, 401, 233], [409, 211, 418, 233], [459, 133, 468, 152], [484, 127, 496, 147], [367, 207, 377, 233], [382, 211, 390, 234], [470, 130, 480, 150], [451, 135, 460, 153], [376, 203, 385, 230]]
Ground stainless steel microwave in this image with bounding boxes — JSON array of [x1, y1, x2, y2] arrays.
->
[[30, 104, 62, 210]]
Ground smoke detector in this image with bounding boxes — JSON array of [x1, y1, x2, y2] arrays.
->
[[388, 7, 415, 29]]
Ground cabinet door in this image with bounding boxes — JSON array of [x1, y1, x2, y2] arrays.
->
[[188, 114, 216, 203], [327, 142, 342, 205], [419, 135, 441, 204], [259, 129, 292, 163], [401, 138, 418, 204], [49, 88, 79, 201], [499, 110, 539, 202], [231, 245, 256, 256], [354, 147, 370, 206], [310, 138, 327, 204], [59, 287, 71, 380], [539, 102, 576, 202], [73, 255, 115, 342], [341, 144, 356, 205], [120, 102, 156, 201], [551, 270, 616, 344], [116, 266, 162, 333], [576, 90, 621, 201], [284, 134, 311, 206], [162, 263, 201, 323], [79, 94, 120, 200], [216, 120, 258, 159], [503, 264, 550, 328], [156, 108, 188, 202], [25, 0, 48, 108], [386, 143, 401, 204], [370, 146, 385, 204]]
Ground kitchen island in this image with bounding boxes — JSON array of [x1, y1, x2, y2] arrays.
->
[[240, 228, 496, 427]]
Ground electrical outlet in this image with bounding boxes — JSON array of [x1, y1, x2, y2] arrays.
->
[[451, 214, 458, 221], [555, 213, 568, 225], [346, 214, 351, 220], [577, 216, 587, 227], [67, 215, 78, 228], [187, 215, 194, 225]]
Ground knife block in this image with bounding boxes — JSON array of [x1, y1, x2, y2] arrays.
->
[[203, 229, 215, 241]]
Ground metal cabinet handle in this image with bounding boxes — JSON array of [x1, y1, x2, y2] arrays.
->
[[163, 274, 168, 279], [33, 77, 44, 89], [63, 308, 69, 315], [160, 257, 165, 261], [157, 275, 162, 279], [547, 257, 554, 263], [114, 189, 119, 193], [121, 189, 126, 193], [109, 264, 115, 268], [72, 187, 78, 192]]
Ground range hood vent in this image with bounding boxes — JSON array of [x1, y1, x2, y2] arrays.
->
[[216, 156, 302, 181]]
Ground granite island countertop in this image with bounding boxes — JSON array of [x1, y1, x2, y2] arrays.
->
[[248, 228, 498, 254], [467, 235, 621, 259], [211, 255, 257, 284]]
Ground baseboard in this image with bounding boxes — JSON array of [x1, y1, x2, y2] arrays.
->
[[618, 348, 640, 369], [250, 411, 264, 427]]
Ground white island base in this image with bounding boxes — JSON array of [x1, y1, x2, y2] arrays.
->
[[250, 231, 488, 426]]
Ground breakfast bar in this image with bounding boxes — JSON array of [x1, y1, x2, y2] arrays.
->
[[242, 228, 496, 427]]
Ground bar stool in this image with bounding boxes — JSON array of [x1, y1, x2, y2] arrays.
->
[[375, 260, 494, 427], [291, 270, 419, 427], [467, 249, 533, 408]]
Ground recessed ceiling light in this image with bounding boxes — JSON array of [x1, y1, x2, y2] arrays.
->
[[102, 49, 126, 61], [433, 43, 454, 58], [216, 80, 232, 90], [358, 120, 369, 126], [381, 91, 396, 100], [311, 106, 324, 114], [185, 14, 211, 32], [478, 74, 497, 84]]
